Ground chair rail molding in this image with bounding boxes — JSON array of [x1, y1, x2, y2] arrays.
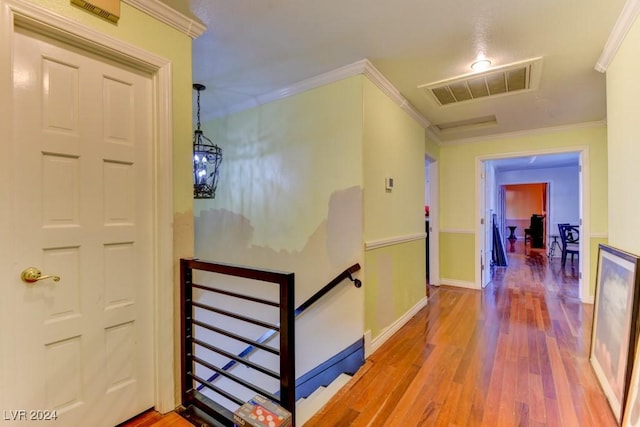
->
[[365, 232, 427, 251], [440, 228, 475, 234]]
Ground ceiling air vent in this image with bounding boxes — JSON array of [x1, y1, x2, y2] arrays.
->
[[432, 115, 497, 135], [419, 57, 543, 106]]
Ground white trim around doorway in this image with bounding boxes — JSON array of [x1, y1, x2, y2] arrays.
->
[[475, 146, 591, 304], [0, 0, 175, 412]]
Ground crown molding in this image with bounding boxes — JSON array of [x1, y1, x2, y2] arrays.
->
[[123, 0, 206, 39], [442, 120, 607, 146], [209, 59, 431, 129], [360, 60, 431, 129], [595, 0, 640, 73]]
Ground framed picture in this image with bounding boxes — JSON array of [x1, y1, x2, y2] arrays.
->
[[591, 244, 640, 424], [623, 336, 640, 426]]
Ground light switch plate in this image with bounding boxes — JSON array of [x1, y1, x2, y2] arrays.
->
[[385, 177, 394, 190]]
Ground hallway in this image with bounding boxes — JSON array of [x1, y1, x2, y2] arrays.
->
[[305, 242, 615, 426]]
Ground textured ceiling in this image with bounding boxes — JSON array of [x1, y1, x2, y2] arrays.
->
[[185, 0, 625, 144]]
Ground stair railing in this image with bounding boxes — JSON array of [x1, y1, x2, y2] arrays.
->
[[202, 263, 361, 386], [180, 258, 295, 427], [180, 259, 361, 426]]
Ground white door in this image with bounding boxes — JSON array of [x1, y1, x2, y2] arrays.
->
[[4, 27, 154, 426]]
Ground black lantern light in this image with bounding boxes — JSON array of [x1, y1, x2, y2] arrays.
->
[[193, 83, 222, 199]]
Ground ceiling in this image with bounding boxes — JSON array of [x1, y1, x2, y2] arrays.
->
[[182, 0, 625, 144], [489, 152, 580, 172]]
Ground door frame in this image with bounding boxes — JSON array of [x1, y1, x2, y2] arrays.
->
[[425, 156, 440, 286], [0, 0, 175, 412], [480, 161, 496, 288], [476, 146, 590, 303]]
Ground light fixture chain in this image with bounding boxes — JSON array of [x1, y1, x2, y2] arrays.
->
[[196, 88, 202, 130]]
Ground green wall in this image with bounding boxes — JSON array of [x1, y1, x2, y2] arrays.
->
[[363, 78, 426, 339], [439, 126, 608, 295]]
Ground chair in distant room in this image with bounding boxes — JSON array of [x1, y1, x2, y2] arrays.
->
[[558, 223, 580, 267]]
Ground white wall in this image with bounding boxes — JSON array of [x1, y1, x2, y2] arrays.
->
[[496, 165, 580, 239], [606, 11, 640, 255]]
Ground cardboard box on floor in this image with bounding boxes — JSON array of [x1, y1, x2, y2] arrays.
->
[[233, 395, 292, 427]]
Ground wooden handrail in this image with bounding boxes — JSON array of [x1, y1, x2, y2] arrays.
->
[[295, 263, 361, 316], [202, 263, 362, 386]]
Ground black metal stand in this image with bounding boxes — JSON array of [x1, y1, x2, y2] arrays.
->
[[548, 235, 562, 258]]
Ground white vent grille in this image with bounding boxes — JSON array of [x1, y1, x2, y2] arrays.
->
[[433, 115, 497, 134], [419, 57, 543, 106]]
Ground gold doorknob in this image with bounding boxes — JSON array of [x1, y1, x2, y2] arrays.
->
[[21, 267, 60, 284]]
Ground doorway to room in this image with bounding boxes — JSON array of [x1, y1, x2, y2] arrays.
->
[[425, 156, 439, 286], [502, 182, 549, 253], [477, 150, 586, 301]]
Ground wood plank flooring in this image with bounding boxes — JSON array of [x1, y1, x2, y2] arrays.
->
[[306, 242, 615, 426], [117, 409, 190, 427], [125, 240, 615, 426]]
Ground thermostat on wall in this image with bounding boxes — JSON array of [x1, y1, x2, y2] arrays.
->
[[385, 177, 394, 190]]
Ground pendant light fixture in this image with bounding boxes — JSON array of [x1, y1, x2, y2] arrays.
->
[[192, 83, 222, 199]]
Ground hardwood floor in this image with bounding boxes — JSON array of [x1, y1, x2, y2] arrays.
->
[[306, 241, 615, 426], [125, 240, 614, 426], [117, 410, 191, 427]]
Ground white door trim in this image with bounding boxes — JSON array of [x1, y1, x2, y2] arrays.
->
[[475, 145, 590, 303], [0, 0, 175, 412], [427, 158, 440, 286]]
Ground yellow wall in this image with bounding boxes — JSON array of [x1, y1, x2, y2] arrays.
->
[[439, 126, 608, 293], [363, 78, 426, 339], [606, 15, 640, 256], [590, 236, 608, 297], [197, 74, 427, 348], [440, 232, 476, 283], [425, 134, 441, 161], [364, 240, 426, 338], [195, 76, 365, 375]]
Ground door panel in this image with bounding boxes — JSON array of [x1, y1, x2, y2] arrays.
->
[[7, 27, 154, 426]]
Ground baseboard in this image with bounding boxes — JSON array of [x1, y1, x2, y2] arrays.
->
[[439, 278, 479, 289], [295, 338, 364, 400], [368, 296, 428, 358]]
